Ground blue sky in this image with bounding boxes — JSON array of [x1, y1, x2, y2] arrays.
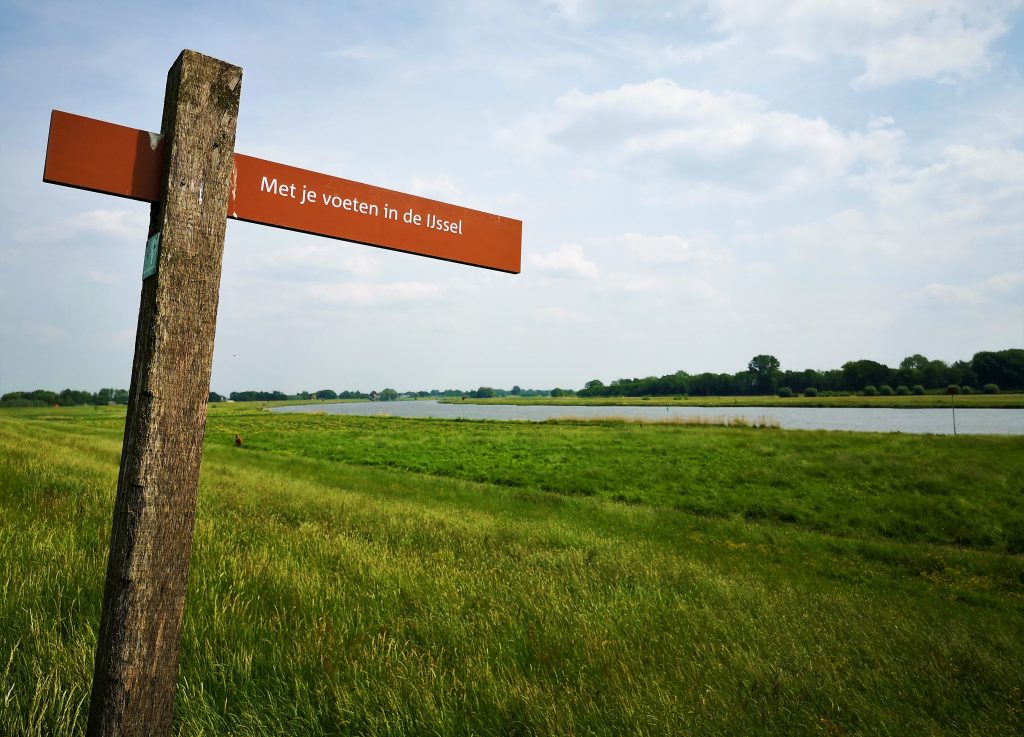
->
[[1, 0, 1022, 394]]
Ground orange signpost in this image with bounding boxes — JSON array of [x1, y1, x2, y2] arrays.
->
[[44, 110, 522, 273], [41, 50, 520, 737]]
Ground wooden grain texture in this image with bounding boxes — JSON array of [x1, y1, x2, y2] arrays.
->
[[86, 50, 241, 737]]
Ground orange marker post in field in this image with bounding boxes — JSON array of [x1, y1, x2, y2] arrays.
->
[[41, 50, 520, 737]]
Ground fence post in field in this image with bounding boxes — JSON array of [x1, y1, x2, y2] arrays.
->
[[85, 50, 241, 737]]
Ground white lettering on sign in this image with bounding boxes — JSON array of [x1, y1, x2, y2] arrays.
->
[[257, 175, 462, 236], [260, 176, 296, 199]]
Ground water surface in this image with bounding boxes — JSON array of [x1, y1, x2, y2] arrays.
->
[[271, 400, 1024, 435]]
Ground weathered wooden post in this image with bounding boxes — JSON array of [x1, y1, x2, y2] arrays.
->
[[85, 50, 241, 737]]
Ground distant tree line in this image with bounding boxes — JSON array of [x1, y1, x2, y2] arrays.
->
[[0, 388, 130, 408], [578, 349, 1023, 398], [7, 350, 1018, 407], [219, 386, 553, 402]]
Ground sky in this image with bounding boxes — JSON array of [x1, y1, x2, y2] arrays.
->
[[1, 0, 1022, 395]]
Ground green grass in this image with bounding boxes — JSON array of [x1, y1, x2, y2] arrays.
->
[[453, 393, 1024, 409], [1, 405, 1023, 736]]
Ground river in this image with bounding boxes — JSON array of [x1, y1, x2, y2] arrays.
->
[[270, 400, 1024, 435]]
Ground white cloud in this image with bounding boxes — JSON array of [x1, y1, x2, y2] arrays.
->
[[501, 79, 902, 198], [537, 306, 588, 323], [854, 143, 1024, 248], [325, 44, 392, 62], [656, 37, 740, 65], [305, 281, 442, 307], [757, 141, 1024, 266], [527, 244, 599, 279], [250, 243, 379, 278], [708, 0, 1018, 88], [554, 0, 1018, 87], [27, 323, 67, 343], [409, 175, 460, 202], [775, 209, 903, 260], [921, 270, 1024, 305], [616, 232, 731, 265], [15, 208, 149, 243], [86, 271, 121, 285]]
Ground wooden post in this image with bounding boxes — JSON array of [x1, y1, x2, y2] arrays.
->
[[86, 50, 241, 737]]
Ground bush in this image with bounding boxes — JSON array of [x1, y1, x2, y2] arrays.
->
[[879, 385, 894, 396], [896, 385, 910, 395], [863, 385, 878, 396], [983, 383, 999, 394], [804, 387, 818, 397], [961, 385, 974, 395], [912, 385, 925, 395], [777, 387, 794, 397]]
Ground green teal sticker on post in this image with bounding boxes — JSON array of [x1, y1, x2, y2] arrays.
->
[[143, 232, 160, 279]]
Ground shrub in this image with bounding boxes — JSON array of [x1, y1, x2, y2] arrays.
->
[[879, 385, 894, 396], [896, 385, 910, 395], [961, 385, 974, 395], [804, 387, 818, 397], [863, 385, 878, 396], [983, 383, 999, 394], [912, 385, 925, 395], [777, 387, 794, 397]]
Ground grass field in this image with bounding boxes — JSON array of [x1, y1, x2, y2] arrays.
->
[[447, 393, 1024, 409], [1, 404, 1023, 736]]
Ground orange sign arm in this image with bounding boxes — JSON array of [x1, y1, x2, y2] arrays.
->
[[43, 110, 522, 274]]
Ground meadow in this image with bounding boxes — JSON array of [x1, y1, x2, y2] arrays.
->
[[1, 404, 1022, 736]]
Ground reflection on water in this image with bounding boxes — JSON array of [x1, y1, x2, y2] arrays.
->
[[270, 400, 1024, 435]]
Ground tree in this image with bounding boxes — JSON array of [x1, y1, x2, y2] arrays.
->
[[379, 388, 399, 401], [973, 349, 1024, 390], [842, 360, 891, 392], [747, 355, 781, 395]]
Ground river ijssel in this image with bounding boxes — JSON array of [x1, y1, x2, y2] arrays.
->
[[270, 400, 1024, 436]]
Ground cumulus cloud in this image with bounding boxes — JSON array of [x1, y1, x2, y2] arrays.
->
[[537, 306, 587, 323], [86, 271, 121, 285], [527, 244, 600, 279], [305, 281, 442, 307], [853, 143, 1024, 252], [500, 79, 902, 198], [552, 0, 1018, 87], [409, 174, 460, 201], [616, 233, 731, 265], [921, 270, 1024, 305], [26, 323, 67, 343], [325, 44, 392, 61], [15, 208, 149, 242], [249, 243, 379, 278]]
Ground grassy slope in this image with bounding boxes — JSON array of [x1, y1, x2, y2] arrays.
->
[[1, 405, 1022, 736], [220, 409, 1024, 552], [449, 393, 1024, 409]]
